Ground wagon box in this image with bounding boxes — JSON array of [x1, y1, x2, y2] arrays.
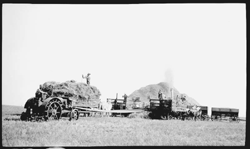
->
[[212, 107, 237, 112], [211, 108, 220, 112], [211, 107, 239, 122], [200, 106, 208, 111], [219, 108, 230, 112], [230, 109, 239, 113]]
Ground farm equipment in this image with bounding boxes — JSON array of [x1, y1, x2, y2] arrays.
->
[[148, 88, 191, 120], [211, 107, 239, 122], [149, 98, 172, 119], [20, 88, 145, 121], [107, 93, 127, 110], [20, 89, 80, 121]]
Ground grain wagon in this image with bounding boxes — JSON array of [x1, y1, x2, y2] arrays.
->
[[211, 107, 239, 122]]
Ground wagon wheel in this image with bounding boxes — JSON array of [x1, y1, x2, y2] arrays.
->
[[69, 109, 79, 121], [46, 101, 62, 120], [206, 115, 210, 121], [161, 113, 169, 120], [168, 115, 173, 120], [161, 115, 168, 120], [237, 118, 240, 123]]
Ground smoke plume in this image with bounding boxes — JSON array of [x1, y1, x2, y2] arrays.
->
[[164, 69, 174, 88]]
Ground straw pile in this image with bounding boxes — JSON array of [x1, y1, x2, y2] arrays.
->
[[39, 80, 101, 107], [128, 82, 200, 108]]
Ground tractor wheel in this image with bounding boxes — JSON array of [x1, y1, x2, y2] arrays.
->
[[69, 109, 79, 121], [46, 101, 62, 120]]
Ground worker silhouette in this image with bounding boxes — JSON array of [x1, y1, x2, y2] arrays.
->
[[158, 89, 163, 100], [82, 73, 91, 85], [122, 94, 128, 103]]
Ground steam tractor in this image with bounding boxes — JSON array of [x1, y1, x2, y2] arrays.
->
[[20, 88, 79, 121]]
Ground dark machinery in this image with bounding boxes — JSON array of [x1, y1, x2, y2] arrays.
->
[[149, 98, 172, 119], [20, 89, 79, 121], [107, 93, 127, 110]]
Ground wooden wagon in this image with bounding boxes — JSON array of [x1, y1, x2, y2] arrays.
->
[[211, 107, 239, 122]]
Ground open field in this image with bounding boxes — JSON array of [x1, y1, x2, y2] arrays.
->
[[2, 105, 246, 146]]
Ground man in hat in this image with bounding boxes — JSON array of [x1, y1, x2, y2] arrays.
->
[[82, 73, 91, 85], [122, 94, 128, 109], [158, 89, 163, 100]]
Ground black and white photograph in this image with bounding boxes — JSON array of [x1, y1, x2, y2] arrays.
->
[[2, 3, 246, 146]]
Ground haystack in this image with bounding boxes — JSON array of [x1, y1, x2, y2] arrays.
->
[[39, 80, 101, 107], [128, 82, 200, 108]]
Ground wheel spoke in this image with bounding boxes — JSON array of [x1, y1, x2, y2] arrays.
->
[[54, 103, 57, 109], [48, 115, 53, 120], [48, 106, 53, 112], [54, 114, 58, 119], [74, 113, 77, 118]]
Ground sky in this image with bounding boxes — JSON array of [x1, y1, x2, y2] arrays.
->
[[2, 4, 246, 117]]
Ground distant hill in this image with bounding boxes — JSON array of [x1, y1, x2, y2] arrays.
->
[[127, 82, 200, 108]]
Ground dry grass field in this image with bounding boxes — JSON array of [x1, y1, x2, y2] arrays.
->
[[2, 105, 246, 146]]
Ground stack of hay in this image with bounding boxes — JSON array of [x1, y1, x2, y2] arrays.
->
[[128, 82, 200, 108], [39, 80, 101, 107]]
